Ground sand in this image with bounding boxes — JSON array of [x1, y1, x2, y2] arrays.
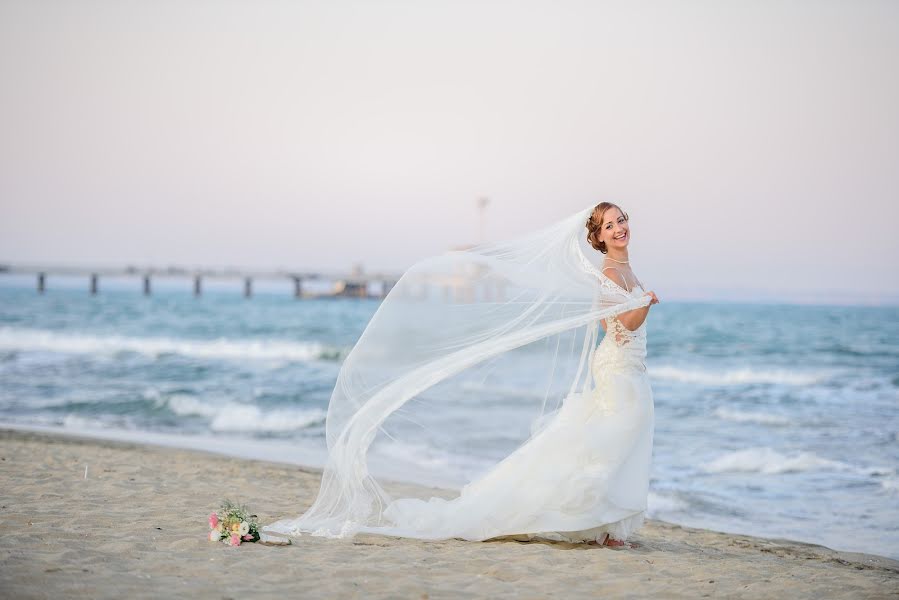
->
[[1, 427, 897, 599]]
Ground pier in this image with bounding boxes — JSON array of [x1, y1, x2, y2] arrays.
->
[[0, 264, 399, 299]]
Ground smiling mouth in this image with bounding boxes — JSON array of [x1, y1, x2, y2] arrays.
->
[[614, 232, 628, 240]]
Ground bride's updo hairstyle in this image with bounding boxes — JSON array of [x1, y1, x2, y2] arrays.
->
[[586, 202, 628, 254]]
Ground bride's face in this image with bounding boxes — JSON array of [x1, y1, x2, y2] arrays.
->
[[598, 207, 630, 251]]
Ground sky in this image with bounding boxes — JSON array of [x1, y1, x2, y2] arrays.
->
[[1, 0, 897, 304]]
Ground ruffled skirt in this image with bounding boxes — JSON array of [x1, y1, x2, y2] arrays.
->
[[370, 368, 655, 544]]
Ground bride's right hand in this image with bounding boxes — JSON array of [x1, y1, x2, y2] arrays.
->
[[647, 291, 660, 305]]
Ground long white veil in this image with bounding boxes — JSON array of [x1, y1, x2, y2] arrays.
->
[[262, 203, 654, 540]]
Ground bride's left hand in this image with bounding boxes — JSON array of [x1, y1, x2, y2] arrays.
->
[[646, 291, 660, 305]]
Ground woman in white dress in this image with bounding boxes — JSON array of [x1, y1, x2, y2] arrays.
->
[[551, 201, 660, 546], [262, 202, 660, 548]]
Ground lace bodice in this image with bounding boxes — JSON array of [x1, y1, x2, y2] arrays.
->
[[592, 276, 648, 379], [573, 242, 651, 376]]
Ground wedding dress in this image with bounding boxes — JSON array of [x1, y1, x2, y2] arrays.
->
[[376, 279, 653, 544], [262, 204, 655, 544]]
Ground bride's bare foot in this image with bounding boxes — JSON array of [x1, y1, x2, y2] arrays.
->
[[586, 533, 629, 548]]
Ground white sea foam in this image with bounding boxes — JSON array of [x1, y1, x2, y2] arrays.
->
[[650, 365, 826, 386], [0, 326, 341, 363], [713, 407, 792, 426], [647, 491, 689, 515], [701, 447, 852, 474], [210, 406, 326, 433], [62, 414, 108, 429], [162, 395, 326, 433], [164, 394, 224, 418]]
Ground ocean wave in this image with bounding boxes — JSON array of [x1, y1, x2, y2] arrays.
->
[[701, 447, 852, 474], [713, 407, 792, 426], [62, 414, 104, 429], [210, 406, 326, 433], [0, 326, 344, 363], [161, 394, 326, 433], [858, 465, 896, 477], [163, 394, 223, 418], [650, 365, 827, 386], [370, 439, 458, 469], [369, 438, 492, 484], [647, 491, 690, 514]]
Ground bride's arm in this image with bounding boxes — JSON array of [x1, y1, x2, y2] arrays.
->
[[601, 268, 657, 331], [616, 305, 650, 331]]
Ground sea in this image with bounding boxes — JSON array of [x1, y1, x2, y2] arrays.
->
[[1, 274, 897, 559]]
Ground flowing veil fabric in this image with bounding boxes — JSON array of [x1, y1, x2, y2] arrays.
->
[[262, 204, 654, 541]]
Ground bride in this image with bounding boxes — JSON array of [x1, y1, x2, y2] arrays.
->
[[262, 201, 660, 547]]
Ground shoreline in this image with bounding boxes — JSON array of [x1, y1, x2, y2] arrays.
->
[[0, 419, 332, 471], [2, 427, 898, 598], [5, 421, 899, 552]]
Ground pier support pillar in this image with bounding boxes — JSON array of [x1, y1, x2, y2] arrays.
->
[[37, 272, 45, 294], [244, 277, 253, 298], [90, 273, 98, 295], [143, 275, 151, 296], [194, 275, 202, 297]]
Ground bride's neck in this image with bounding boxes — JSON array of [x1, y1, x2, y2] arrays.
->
[[604, 250, 630, 264]]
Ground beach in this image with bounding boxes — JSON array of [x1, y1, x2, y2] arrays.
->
[[2, 427, 897, 599], [2, 289, 897, 559]]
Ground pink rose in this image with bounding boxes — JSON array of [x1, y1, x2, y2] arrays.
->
[[243, 534, 253, 541], [229, 534, 241, 546], [208, 512, 219, 529]]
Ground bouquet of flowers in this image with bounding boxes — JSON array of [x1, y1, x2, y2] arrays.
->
[[207, 499, 261, 546]]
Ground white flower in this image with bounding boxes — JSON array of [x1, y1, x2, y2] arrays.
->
[[208, 529, 221, 542], [239, 521, 250, 536]]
